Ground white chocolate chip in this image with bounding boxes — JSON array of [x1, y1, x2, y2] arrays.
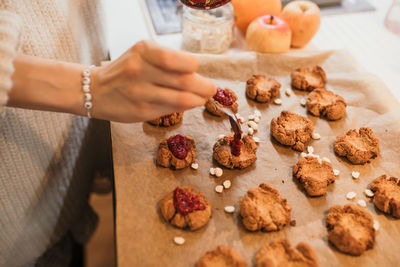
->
[[218, 134, 225, 140], [322, 157, 331, 163], [248, 121, 258, 131], [357, 199, 367, 207], [174, 236, 185, 245], [224, 206, 235, 213], [254, 110, 261, 117], [215, 167, 223, 177], [254, 117, 260, 123], [248, 114, 255, 120], [223, 180, 231, 189], [301, 152, 307, 157], [253, 137, 260, 143], [365, 189, 374, 197], [346, 191, 356, 200], [215, 185, 224, 193], [273, 98, 282, 105], [334, 169, 340, 176], [307, 146, 314, 154], [247, 127, 254, 136], [373, 220, 380, 231], [312, 132, 321, 140], [285, 88, 292, 96], [352, 171, 360, 179], [191, 163, 199, 170], [300, 98, 307, 106], [209, 168, 215, 175]]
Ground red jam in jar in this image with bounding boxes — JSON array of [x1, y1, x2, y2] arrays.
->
[[213, 88, 234, 106], [173, 187, 205, 215], [167, 134, 189, 159], [230, 132, 242, 156]]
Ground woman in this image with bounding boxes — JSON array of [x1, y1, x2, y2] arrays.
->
[[0, 1, 215, 266]]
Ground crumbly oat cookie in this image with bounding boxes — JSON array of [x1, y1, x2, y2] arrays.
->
[[306, 88, 346, 120], [239, 183, 292, 232], [160, 186, 211, 231], [246, 75, 281, 103], [196, 246, 247, 267], [370, 175, 400, 218], [254, 239, 318, 267], [205, 88, 238, 117], [156, 135, 195, 169], [293, 156, 336, 197], [291, 66, 327, 91], [326, 204, 375, 256], [147, 112, 183, 126], [333, 128, 379, 164], [270, 111, 314, 151], [213, 135, 258, 169]]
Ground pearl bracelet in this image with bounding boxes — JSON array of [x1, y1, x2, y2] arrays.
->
[[82, 65, 95, 118]]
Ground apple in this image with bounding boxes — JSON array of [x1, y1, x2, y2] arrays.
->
[[246, 14, 291, 53], [280, 0, 321, 48]]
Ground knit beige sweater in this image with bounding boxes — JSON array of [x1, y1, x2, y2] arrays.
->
[[0, 1, 108, 266]]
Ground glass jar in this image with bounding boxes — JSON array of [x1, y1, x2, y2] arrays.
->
[[181, 3, 234, 54]]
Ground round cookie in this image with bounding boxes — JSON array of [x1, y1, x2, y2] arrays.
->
[[254, 239, 318, 267], [205, 88, 238, 117], [291, 65, 327, 91], [196, 246, 247, 267], [246, 75, 281, 103], [326, 204, 375, 256], [148, 112, 183, 127], [370, 175, 400, 218], [270, 110, 314, 151], [306, 88, 346, 120], [160, 186, 211, 231], [239, 183, 292, 232], [333, 127, 379, 164], [213, 134, 258, 169], [293, 156, 336, 197], [156, 134, 195, 169]]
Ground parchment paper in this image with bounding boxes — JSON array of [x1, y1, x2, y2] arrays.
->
[[111, 50, 400, 267]]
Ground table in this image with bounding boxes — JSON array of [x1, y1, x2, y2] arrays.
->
[[102, 1, 400, 265]]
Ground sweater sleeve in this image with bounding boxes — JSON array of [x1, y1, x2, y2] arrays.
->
[[0, 10, 22, 114]]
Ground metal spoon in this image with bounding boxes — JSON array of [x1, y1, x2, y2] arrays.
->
[[212, 101, 242, 135]]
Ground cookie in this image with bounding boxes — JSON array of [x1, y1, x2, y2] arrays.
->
[[205, 88, 238, 117], [270, 110, 314, 151], [326, 204, 375, 256], [160, 186, 211, 231], [148, 112, 183, 126], [293, 156, 336, 197], [213, 134, 258, 169], [306, 88, 346, 120], [156, 134, 195, 169], [254, 239, 318, 267], [196, 246, 247, 267], [246, 75, 281, 103], [239, 183, 292, 232], [370, 175, 400, 218], [291, 66, 327, 91], [333, 127, 379, 164]]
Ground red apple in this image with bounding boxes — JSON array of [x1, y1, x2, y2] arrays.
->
[[281, 0, 321, 48], [246, 14, 291, 53]]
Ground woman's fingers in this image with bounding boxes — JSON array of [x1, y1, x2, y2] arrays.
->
[[133, 40, 198, 73]]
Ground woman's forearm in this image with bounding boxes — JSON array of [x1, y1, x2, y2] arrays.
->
[[8, 54, 86, 116]]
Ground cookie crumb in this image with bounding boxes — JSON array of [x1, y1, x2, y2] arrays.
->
[[312, 132, 321, 140], [365, 189, 374, 197], [334, 169, 340, 176], [373, 220, 380, 231], [300, 98, 306, 106], [290, 220, 296, 226], [346, 191, 357, 200], [248, 127, 254, 136], [191, 163, 199, 170], [254, 117, 260, 123], [224, 206, 235, 213], [253, 137, 260, 143], [357, 199, 367, 207], [307, 146, 314, 154], [248, 114, 255, 120], [274, 98, 283, 105], [352, 171, 360, 179], [248, 121, 258, 131], [254, 110, 261, 117], [215, 167, 223, 177], [285, 88, 292, 96], [223, 180, 231, 189], [282, 180, 285, 183], [174, 236, 185, 245], [209, 168, 216, 175], [215, 185, 224, 193]]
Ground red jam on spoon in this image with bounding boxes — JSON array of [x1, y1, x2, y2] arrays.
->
[[173, 187, 205, 216], [167, 134, 189, 160], [230, 132, 242, 156], [213, 88, 234, 106]]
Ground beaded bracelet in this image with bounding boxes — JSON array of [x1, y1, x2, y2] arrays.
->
[[82, 65, 95, 118]]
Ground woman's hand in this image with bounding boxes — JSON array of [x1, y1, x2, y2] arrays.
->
[[90, 41, 216, 122]]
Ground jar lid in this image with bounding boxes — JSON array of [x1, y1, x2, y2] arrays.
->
[[180, 0, 230, 9]]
